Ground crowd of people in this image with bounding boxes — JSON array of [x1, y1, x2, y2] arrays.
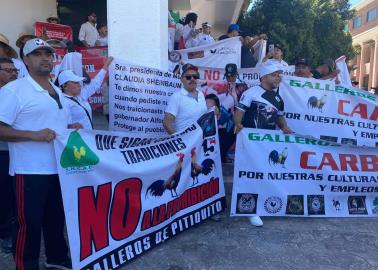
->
[[0, 9, 371, 270]]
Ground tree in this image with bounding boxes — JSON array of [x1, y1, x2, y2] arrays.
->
[[238, 0, 356, 67]]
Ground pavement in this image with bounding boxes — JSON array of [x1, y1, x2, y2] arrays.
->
[[1, 113, 378, 270]]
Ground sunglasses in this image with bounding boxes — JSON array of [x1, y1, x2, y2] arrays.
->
[[0, 68, 19, 74], [184, 74, 200, 80]]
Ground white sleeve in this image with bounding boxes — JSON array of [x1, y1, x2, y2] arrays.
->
[[80, 69, 106, 100], [78, 24, 86, 41], [0, 87, 21, 126], [236, 90, 253, 112], [182, 25, 194, 42], [165, 93, 180, 117]]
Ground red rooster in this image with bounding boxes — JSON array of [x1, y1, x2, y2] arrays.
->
[[146, 153, 185, 198], [190, 147, 215, 186]]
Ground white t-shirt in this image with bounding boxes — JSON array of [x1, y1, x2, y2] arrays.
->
[[186, 33, 215, 48], [165, 88, 207, 133], [0, 76, 70, 175], [264, 58, 289, 68], [62, 69, 106, 129], [79, 22, 99, 47]]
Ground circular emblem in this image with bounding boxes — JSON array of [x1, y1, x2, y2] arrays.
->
[[311, 197, 321, 212], [264, 197, 283, 214], [169, 51, 182, 63], [237, 194, 256, 213]]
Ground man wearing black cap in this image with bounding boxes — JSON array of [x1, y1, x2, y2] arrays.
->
[[294, 58, 313, 78], [164, 64, 207, 134], [262, 44, 288, 68]]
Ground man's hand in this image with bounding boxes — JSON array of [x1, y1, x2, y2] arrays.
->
[[234, 123, 243, 134], [32, 128, 56, 142], [68, 123, 83, 130], [281, 126, 293, 134], [102, 56, 114, 71]]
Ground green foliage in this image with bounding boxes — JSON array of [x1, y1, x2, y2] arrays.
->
[[239, 0, 356, 67]]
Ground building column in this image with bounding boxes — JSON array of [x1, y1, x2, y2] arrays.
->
[[358, 43, 366, 89], [355, 48, 361, 82], [107, 0, 168, 70], [368, 43, 375, 90], [373, 38, 378, 89]]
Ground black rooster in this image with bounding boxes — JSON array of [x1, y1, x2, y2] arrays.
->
[[307, 95, 327, 112], [190, 147, 215, 186], [146, 153, 185, 198], [268, 147, 288, 168]]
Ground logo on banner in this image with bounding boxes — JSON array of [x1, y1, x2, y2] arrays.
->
[[209, 47, 237, 56], [188, 51, 204, 59], [169, 51, 182, 63], [307, 94, 327, 112], [236, 194, 257, 214], [332, 199, 341, 211], [307, 195, 325, 215], [60, 131, 99, 173], [264, 197, 283, 214], [372, 197, 378, 215], [348, 196, 368, 215], [285, 195, 304, 215], [268, 147, 288, 168]]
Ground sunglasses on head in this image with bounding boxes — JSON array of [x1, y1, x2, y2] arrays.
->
[[184, 74, 199, 80]]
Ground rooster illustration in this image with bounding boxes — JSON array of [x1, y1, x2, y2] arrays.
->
[[268, 147, 288, 168], [190, 147, 215, 186], [307, 94, 327, 112], [146, 153, 185, 198], [332, 200, 340, 211], [73, 146, 86, 161]]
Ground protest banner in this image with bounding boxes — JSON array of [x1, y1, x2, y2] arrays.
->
[[231, 128, 378, 217], [54, 112, 225, 270], [280, 76, 378, 147], [35, 21, 73, 41], [168, 37, 242, 72], [109, 58, 182, 135]]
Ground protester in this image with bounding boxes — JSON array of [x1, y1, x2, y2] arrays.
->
[[163, 64, 207, 134], [234, 64, 292, 227], [59, 57, 113, 129], [47, 15, 60, 24], [261, 44, 288, 68], [186, 22, 215, 48], [0, 38, 82, 270], [241, 36, 259, 68], [218, 23, 241, 40], [0, 33, 28, 78], [96, 23, 108, 46], [0, 58, 18, 254], [79, 12, 100, 47], [182, 12, 199, 49], [312, 59, 340, 80], [294, 58, 313, 78], [16, 32, 37, 49]]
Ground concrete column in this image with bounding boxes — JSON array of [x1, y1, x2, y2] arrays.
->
[[358, 44, 366, 89], [107, 0, 168, 70], [373, 38, 378, 88], [368, 44, 374, 90], [356, 49, 361, 82]]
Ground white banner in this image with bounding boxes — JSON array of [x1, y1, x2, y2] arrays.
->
[[231, 128, 378, 217], [54, 112, 226, 270], [168, 37, 242, 72], [281, 76, 378, 147]]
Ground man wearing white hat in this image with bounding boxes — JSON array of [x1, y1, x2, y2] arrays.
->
[[0, 38, 80, 270], [234, 63, 292, 227], [186, 22, 215, 48]]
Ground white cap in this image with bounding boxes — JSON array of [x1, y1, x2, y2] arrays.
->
[[23, 38, 55, 56], [260, 64, 283, 78], [58, 70, 85, 86]]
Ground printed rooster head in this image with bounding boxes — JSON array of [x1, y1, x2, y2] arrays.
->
[[176, 153, 185, 160]]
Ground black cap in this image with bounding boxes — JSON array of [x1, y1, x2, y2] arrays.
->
[[225, 63, 238, 76], [274, 44, 283, 50], [295, 58, 309, 66], [182, 63, 198, 74]]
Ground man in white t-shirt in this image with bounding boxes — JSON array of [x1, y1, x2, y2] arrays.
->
[[163, 64, 207, 134], [0, 38, 80, 270], [185, 22, 215, 48], [79, 12, 99, 47]]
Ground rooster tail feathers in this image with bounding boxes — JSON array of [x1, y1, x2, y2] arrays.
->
[[201, 159, 215, 175], [146, 180, 166, 198]]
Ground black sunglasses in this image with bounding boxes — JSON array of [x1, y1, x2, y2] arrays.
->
[[0, 68, 19, 73], [184, 74, 200, 80]]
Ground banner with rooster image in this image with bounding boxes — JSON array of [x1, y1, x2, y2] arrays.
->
[[280, 76, 378, 147], [231, 128, 378, 217], [54, 112, 226, 270]]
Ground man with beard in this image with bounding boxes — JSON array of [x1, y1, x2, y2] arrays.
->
[[233, 64, 292, 227], [164, 64, 207, 134], [294, 58, 313, 78], [79, 12, 100, 47], [0, 38, 81, 270]]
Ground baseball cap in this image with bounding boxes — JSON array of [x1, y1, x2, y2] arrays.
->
[[182, 63, 198, 74], [274, 44, 283, 50], [58, 70, 85, 86], [228, 23, 241, 33], [260, 64, 283, 78], [225, 63, 238, 76], [23, 38, 55, 56], [202, 22, 212, 28], [295, 58, 309, 66]]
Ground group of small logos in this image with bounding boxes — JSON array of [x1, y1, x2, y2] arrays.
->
[[236, 193, 378, 216]]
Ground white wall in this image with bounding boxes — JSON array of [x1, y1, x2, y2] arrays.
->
[[0, 0, 57, 56]]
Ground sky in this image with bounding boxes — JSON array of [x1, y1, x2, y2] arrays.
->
[[350, 0, 361, 7]]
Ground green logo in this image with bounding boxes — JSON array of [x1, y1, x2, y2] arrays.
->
[[60, 131, 99, 169]]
